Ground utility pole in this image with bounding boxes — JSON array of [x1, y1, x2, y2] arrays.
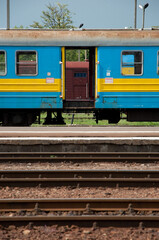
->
[[139, 3, 149, 29], [7, 0, 10, 30], [134, 0, 137, 29]]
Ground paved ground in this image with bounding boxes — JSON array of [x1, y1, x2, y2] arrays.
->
[[0, 126, 159, 137]]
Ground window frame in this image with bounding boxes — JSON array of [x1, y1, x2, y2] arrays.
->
[[121, 50, 143, 76], [0, 50, 7, 76], [15, 50, 38, 76]]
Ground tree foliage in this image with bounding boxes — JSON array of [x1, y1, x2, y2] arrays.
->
[[14, 25, 25, 29], [30, 2, 74, 29], [152, 26, 159, 29], [66, 50, 89, 62]]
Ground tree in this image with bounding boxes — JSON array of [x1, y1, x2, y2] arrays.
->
[[30, 2, 74, 29], [66, 49, 89, 62], [152, 26, 159, 29], [14, 25, 24, 29]]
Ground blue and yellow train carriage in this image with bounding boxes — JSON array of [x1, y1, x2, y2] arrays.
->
[[0, 29, 159, 125]]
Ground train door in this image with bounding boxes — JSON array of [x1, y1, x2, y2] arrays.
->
[[64, 47, 95, 108]]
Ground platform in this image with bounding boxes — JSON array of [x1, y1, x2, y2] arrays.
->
[[0, 126, 159, 137]]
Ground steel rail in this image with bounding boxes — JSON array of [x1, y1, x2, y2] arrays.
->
[[0, 169, 159, 177], [1, 215, 159, 223], [1, 169, 159, 178], [0, 198, 159, 211], [1, 198, 159, 225], [0, 152, 159, 162], [1, 169, 159, 187], [0, 152, 159, 156], [0, 157, 159, 163]]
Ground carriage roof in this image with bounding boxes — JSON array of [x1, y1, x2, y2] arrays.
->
[[0, 29, 159, 46]]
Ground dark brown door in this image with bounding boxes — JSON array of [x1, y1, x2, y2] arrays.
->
[[66, 66, 89, 100], [72, 70, 88, 100]]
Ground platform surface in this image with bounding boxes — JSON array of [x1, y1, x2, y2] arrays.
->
[[0, 126, 159, 137]]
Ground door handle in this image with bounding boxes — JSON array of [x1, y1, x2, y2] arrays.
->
[[86, 83, 88, 98]]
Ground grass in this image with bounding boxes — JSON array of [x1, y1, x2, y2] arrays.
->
[[32, 112, 159, 127]]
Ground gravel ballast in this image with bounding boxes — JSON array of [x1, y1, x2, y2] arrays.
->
[[0, 186, 158, 199]]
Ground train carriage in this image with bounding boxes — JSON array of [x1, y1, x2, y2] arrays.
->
[[0, 29, 159, 125]]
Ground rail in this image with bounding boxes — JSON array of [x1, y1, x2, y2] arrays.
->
[[1, 169, 159, 187], [0, 152, 159, 162], [1, 198, 159, 226]]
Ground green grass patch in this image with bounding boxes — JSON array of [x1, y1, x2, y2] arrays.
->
[[32, 112, 159, 127]]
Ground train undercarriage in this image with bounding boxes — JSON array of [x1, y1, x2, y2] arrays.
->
[[1, 107, 159, 126]]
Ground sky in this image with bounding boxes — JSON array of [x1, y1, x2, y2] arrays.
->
[[0, 0, 158, 29]]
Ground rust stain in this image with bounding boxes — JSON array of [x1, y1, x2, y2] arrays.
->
[[0, 29, 158, 39], [0, 29, 159, 46]]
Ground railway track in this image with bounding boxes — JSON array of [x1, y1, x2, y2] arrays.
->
[[1, 169, 159, 187], [1, 151, 159, 228], [1, 198, 159, 227], [0, 152, 159, 163]]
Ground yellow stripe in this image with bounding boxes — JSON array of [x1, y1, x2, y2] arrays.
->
[[3, 77, 159, 93], [98, 78, 159, 92], [0, 78, 61, 92]]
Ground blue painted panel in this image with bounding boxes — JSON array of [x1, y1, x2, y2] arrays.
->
[[95, 92, 159, 109], [0, 46, 61, 79], [97, 46, 159, 79], [96, 46, 159, 109], [0, 92, 63, 109]]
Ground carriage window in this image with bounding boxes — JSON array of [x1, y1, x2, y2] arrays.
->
[[16, 51, 37, 75], [0, 51, 6, 75], [121, 51, 143, 75]]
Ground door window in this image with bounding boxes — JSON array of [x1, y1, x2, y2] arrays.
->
[[74, 72, 87, 78]]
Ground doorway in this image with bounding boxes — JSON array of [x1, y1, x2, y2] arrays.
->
[[65, 47, 95, 103]]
